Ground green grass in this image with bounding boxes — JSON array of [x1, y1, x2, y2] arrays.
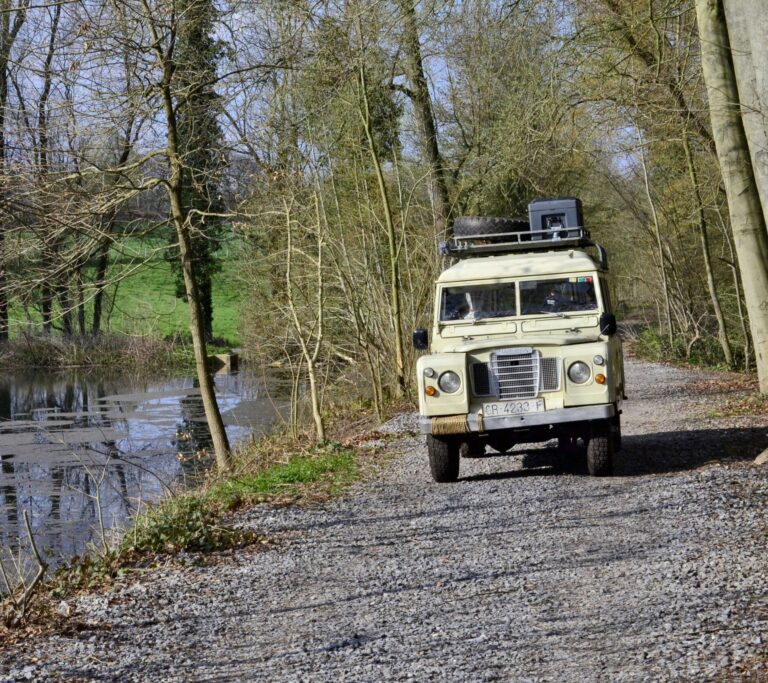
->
[[8, 234, 248, 346], [121, 446, 359, 556], [210, 449, 359, 509], [104, 237, 247, 345]]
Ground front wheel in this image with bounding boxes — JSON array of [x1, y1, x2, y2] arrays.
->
[[427, 435, 460, 483], [587, 433, 614, 476]]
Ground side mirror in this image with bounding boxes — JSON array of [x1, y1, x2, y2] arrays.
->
[[599, 313, 617, 336], [412, 329, 429, 350]]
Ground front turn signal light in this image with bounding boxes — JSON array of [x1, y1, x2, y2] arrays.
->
[[595, 374, 606, 385], [425, 385, 438, 397]]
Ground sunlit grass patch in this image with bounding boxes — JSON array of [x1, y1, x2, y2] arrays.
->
[[120, 444, 359, 558], [210, 447, 359, 510]]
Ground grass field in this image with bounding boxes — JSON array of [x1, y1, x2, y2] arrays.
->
[[10, 234, 249, 347], [105, 237, 248, 345]]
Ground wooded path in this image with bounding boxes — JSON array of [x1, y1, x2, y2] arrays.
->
[[2, 359, 768, 682]]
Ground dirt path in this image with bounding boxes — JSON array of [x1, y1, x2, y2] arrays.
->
[[2, 359, 768, 682]]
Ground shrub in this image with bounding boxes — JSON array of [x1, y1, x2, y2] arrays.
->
[[122, 495, 256, 555]]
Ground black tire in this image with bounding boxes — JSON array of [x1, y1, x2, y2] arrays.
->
[[427, 435, 460, 483], [587, 434, 614, 477], [453, 216, 529, 241]]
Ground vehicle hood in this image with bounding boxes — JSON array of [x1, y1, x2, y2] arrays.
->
[[438, 334, 603, 354]]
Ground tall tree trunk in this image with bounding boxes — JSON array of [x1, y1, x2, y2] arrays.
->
[[92, 118, 133, 337], [91, 239, 110, 336], [682, 132, 733, 367], [168, 164, 231, 470], [637, 132, 673, 345], [169, 184, 232, 470], [723, 1, 768, 221], [76, 269, 86, 336], [398, 0, 450, 239], [284, 198, 325, 443], [359, 59, 406, 398], [0, 62, 7, 342], [143, 0, 232, 471], [41, 284, 53, 334], [58, 286, 72, 337], [696, 0, 768, 392]]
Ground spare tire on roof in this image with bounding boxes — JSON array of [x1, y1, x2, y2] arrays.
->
[[453, 216, 530, 241]]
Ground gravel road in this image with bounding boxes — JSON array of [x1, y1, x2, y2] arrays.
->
[[2, 359, 768, 682]]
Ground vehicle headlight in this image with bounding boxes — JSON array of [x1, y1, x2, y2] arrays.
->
[[593, 355, 605, 366], [568, 361, 591, 384], [438, 371, 462, 393]]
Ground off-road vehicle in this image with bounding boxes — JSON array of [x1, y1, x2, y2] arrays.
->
[[413, 198, 625, 482]]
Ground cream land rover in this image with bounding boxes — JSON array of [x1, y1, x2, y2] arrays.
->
[[412, 198, 625, 482]]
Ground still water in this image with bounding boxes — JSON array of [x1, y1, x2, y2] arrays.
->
[[0, 368, 285, 567]]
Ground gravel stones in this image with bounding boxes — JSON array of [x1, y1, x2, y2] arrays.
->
[[2, 359, 768, 682]]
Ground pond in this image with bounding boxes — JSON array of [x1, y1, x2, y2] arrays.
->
[[0, 367, 286, 571]]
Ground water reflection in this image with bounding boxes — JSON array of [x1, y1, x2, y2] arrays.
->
[[0, 369, 284, 567]]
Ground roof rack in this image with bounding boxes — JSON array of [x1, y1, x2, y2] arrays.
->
[[439, 227, 609, 270]]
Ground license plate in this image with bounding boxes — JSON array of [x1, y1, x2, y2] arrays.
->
[[483, 399, 545, 416]]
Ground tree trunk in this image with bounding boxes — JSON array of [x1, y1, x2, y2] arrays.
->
[[696, 0, 768, 392], [91, 239, 110, 336], [723, 1, 768, 221], [358, 60, 406, 398], [145, 5, 232, 471], [76, 270, 86, 336], [682, 132, 733, 367], [170, 196, 232, 470], [284, 198, 326, 444], [58, 286, 72, 337], [398, 0, 451, 239], [41, 284, 52, 334], [637, 132, 673, 345]]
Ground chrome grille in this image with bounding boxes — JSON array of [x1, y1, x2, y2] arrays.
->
[[490, 348, 540, 400], [472, 353, 560, 398]]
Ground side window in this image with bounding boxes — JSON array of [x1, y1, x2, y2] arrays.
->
[[599, 277, 613, 313]]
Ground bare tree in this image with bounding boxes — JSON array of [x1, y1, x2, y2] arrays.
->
[[396, 0, 451, 238], [136, 0, 232, 469], [0, 0, 28, 340]]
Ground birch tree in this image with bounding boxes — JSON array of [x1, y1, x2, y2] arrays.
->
[[722, 1, 768, 221], [695, 0, 768, 391]]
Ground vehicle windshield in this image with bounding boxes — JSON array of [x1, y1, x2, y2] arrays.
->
[[440, 283, 517, 321], [439, 276, 598, 322], [520, 277, 597, 315]]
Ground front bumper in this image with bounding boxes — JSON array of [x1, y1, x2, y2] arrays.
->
[[419, 404, 616, 435]]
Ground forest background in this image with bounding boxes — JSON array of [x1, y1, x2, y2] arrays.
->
[[0, 0, 766, 453]]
